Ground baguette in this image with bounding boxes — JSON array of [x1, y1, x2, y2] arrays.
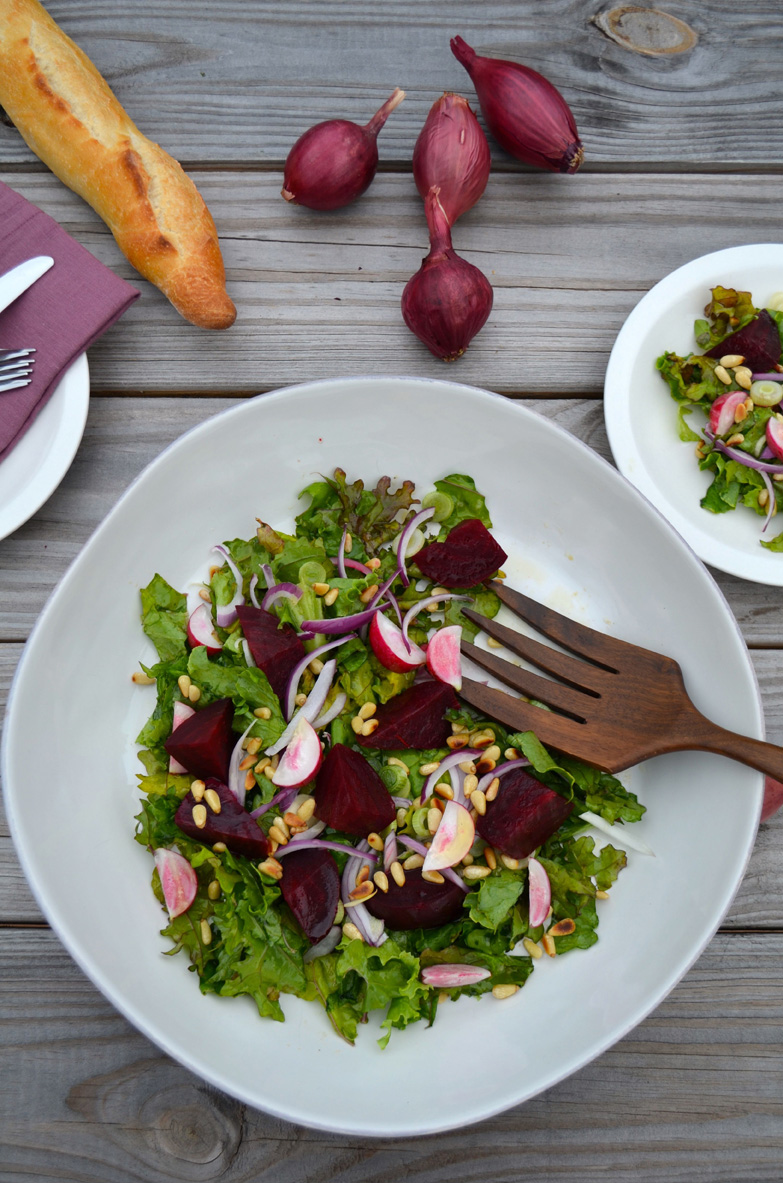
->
[[0, 0, 236, 330]]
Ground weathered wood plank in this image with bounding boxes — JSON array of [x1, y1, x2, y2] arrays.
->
[[0, 1, 778, 169], [2, 169, 783, 396], [1, 928, 782, 1180]]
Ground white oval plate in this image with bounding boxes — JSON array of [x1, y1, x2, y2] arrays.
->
[[0, 353, 90, 541], [604, 243, 783, 584], [2, 377, 762, 1137]]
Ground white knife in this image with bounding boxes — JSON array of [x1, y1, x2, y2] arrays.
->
[[0, 256, 54, 315]]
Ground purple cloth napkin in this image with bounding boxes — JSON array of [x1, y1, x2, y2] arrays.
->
[[0, 181, 139, 461]]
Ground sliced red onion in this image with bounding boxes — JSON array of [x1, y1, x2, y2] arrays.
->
[[383, 830, 398, 872], [249, 785, 299, 819], [367, 570, 402, 610], [262, 583, 302, 612], [211, 544, 245, 628], [397, 506, 435, 587], [311, 690, 348, 730], [248, 574, 261, 608], [397, 833, 468, 892], [705, 430, 783, 474], [341, 842, 387, 946], [288, 817, 327, 842], [391, 795, 411, 808], [279, 838, 377, 860], [422, 748, 482, 803], [329, 557, 373, 576], [300, 606, 380, 636], [752, 372, 783, 381], [336, 529, 349, 579], [401, 592, 472, 648], [761, 470, 776, 533], [261, 564, 275, 589], [578, 810, 655, 855], [477, 757, 531, 795], [284, 633, 357, 720], [241, 639, 256, 668], [302, 924, 342, 963], [228, 721, 256, 805], [268, 659, 336, 753]]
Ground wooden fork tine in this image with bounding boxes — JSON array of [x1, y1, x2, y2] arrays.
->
[[488, 580, 626, 671], [462, 640, 594, 720], [458, 677, 588, 755], [461, 608, 610, 694]]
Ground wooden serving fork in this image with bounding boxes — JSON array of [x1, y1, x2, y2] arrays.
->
[[459, 580, 783, 778]]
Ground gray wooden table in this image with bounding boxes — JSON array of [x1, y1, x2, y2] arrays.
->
[[2, 2, 783, 1178]]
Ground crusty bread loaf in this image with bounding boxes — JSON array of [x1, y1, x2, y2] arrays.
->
[[0, 0, 236, 330]]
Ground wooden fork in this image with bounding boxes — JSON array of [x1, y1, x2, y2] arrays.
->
[[459, 580, 783, 779]]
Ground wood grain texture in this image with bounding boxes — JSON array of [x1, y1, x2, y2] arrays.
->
[[1, 928, 783, 1180], [3, 169, 783, 395], [0, 0, 780, 169]]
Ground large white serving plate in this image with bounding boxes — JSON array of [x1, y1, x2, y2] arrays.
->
[[604, 243, 783, 584], [2, 377, 762, 1137]]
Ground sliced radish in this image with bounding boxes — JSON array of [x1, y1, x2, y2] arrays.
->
[[369, 610, 426, 672], [153, 848, 198, 919], [422, 800, 475, 871], [187, 603, 222, 655], [420, 963, 491, 988], [527, 856, 551, 928], [767, 415, 783, 461], [272, 716, 323, 789], [168, 701, 196, 774], [426, 624, 463, 690], [709, 389, 747, 437]]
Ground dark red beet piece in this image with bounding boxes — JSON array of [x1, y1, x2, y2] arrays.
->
[[236, 604, 306, 703], [476, 766, 572, 858], [415, 518, 507, 588], [366, 868, 465, 929], [706, 309, 781, 373], [164, 698, 235, 783], [279, 847, 340, 943], [354, 680, 458, 750], [174, 778, 269, 859], [314, 744, 396, 835]]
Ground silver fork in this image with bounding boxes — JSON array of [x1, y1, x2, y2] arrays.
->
[[0, 348, 36, 392]]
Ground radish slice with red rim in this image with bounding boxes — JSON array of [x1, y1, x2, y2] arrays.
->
[[153, 848, 198, 919], [211, 544, 246, 628], [426, 623, 463, 689], [422, 799, 475, 871], [527, 856, 551, 928], [271, 715, 323, 789], [420, 963, 491, 988], [187, 603, 222, 655], [369, 609, 426, 672], [168, 701, 196, 773], [397, 833, 468, 892]]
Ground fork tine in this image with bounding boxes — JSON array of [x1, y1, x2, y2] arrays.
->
[[458, 677, 589, 754], [0, 361, 34, 377], [0, 348, 35, 361], [488, 580, 626, 670], [462, 640, 594, 720], [461, 608, 611, 694], [0, 376, 32, 392]]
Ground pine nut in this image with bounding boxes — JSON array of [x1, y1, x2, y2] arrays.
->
[[361, 719, 379, 736], [200, 920, 212, 945], [191, 779, 206, 802], [447, 735, 468, 750], [472, 790, 487, 816], [476, 757, 496, 776], [254, 757, 271, 774], [470, 729, 495, 748], [390, 861, 406, 887], [735, 366, 753, 389], [396, 807, 408, 826], [500, 854, 520, 870], [596, 889, 610, 900], [207, 880, 221, 900], [487, 636, 503, 648], [463, 773, 478, 796], [343, 921, 364, 941], [246, 770, 257, 791], [275, 817, 291, 839], [387, 756, 410, 775], [726, 433, 745, 446], [542, 934, 556, 957], [719, 354, 744, 367], [204, 788, 222, 814], [309, 658, 325, 675], [268, 825, 288, 846], [484, 847, 497, 871], [367, 832, 384, 851], [714, 364, 732, 384], [323, 588, 339, 607], [357, 864, 370, 886], [422, 869, 444, 884], [295, 693, 307, 707], [485, 777, 501, 802], [522, 937, 542, 959], [349, 882, 375, 902], [504, 748, 519, 761], [462, 853, 474, 866], [451, 722, 469, 734], [258, 858, 283, 880], [427, 807, 442, 835], [463, 865, 491, 880], [496, 570, 507, 579], [360, 584, 379, 603], [359, 702, 377, 719], [239, 754, 255, 771], [199, 587, 211, 602], [344, 533, 352, 552], [178, 674, 191, 697], [459, 760, 477, 774], [492, 984, 519, 1000], [484, 745, 501, 762], [373, 871, 389, 893], [734, 402, 748, 422], [775, 474, 783, 483], [419, 761, 440, 775], [351, 716, 364, 734], [297, 797, 316, 822], [192, 803, 207, 829], [434, 782, 454, 800], [549, 918, 576, 937], [312, 582, 330, 595], [212, 841, 227, 853], [254, 706, 272, 719], [131, 671, 155, 685], [759, 489, 770, 508], [246, 737, 262, 755], [188, 685, 201, 703], [403, 853, 424, 871]]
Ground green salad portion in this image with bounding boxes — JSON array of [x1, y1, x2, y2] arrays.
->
[[134, 469, 645, 1046]]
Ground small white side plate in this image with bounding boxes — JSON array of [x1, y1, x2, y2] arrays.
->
[[0, 352, 90, 541], [604, 244, 783, 584]]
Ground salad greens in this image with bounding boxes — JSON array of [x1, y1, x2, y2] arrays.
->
[[134, 470, 645, 1046]]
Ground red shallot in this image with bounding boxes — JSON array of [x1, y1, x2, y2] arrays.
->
[[282, 88, 405, 211], [412, 92, 491, 225], [401, 187, 493, 361], [450, 35, 583, 174]]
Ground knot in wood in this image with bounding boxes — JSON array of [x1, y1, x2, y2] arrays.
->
[[592, 6, 698, 56]]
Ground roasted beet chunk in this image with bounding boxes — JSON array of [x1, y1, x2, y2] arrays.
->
[[175, 778, 269, 859], [415, 518, 507, 589], [236, 604, 306, 703], [314, 744, 395, 835], [354, 680, 458, 750], [164, 697, 235, 783], [366, 868, 465, 929], [706, 309, 781, 373], [279, 847, 340, 943], [476, 766, 572, 858]]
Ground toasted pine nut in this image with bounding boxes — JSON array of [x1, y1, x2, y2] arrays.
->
[[522, 937, 542, 959], [549, 918, 576, 937], [188, 685, 201, 703], [447, 735, 468, 750], [390, 861, 406, 887], [239, 754, 255, 771], [596, 889, 610, 900], [212, 841, 227, 853], [246, 737, 262, 755], [714, 364, 732, 384], [283, 812, 302, 829], [297, 797, 316, 822], [422, 869, 445, 884], [459, 760, 477, 774], [359, 702, 377, 720], [504, 748, 519, 761], [472, 790, 487, 816], [734, 402, 748, 422], [178, 674, 191, 697], [268, 825, 288, 847], [484, 745, 502, 762], [207, 880, 221, 900], [258, 857, 283, 880], [254, 757, 270, 774], [192, 803, 207, 829], [191, 779, 206, 802], [204, 788, 222, 814], [357, 864, 370, 886], [484, 847, 497, 871], [451, 722, 469, 734], [470, 729, 495, 748], [403, 853, 425, 871], [367, 556, 382, 570], [759, 489, 770, 507], [360, 584, 379, 604], [373, 871, 389, 893], [492, 984, 519, 999], [726, 432, 745, 446], [387, 756, 410, 775], [427, 807, 442, 835], [246, 770, 257, 791], [349, 882, 375, 902], [199, 587, 211, 602], [463, 865, 491, 880], [254, 706, 272, 719], [475, 757, 496, 776], [366, 832, 384, 851], [131, 671, 155, 685], [500, 854, 520, 870], [434, 782, 454, 800], [419, 761, 440, 775], [312, 582, 330, 595], [343, 921, 363, 941], [542, 934, 556, 958], [323, 588, 339, 607], [487, 636, 503, 649], [735, 366, 753, 389], [344, 533, 352, 551], [361, 719, 379, 737], [351, 716, 364, 734], [485, 777, 501, 802], [396, 807, 408, 826], [720, 354, 744, 367], [200, 920, 212, 945], [463, 773, 478, 797], [275, 817, 290, 839]]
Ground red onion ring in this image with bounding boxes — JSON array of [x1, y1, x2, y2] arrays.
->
[[311, 690, 348, 730], [248, 574, 261, 609], [751, 371, 783, 381], [241, 639, 256, 668], [300, 606, 381, 635], [284, 633, 357, 720], [302, 924, 342, 963], [401, 592, 472, 649], [705, 430, 783, 474], [261, 564, 275, 588], [383, 830, 398, 872], [340, 841, 387, 945], [276, 837, 375, 859], [328, 557, 373, 576], [396, 506, 435, 587], [476, 757, 530, 796], [268, 659, 336, 753], [761, 469, 777, 533], [422, 748, 482, 803], [249, 785, 299, 819], [336, 528, 348, 579], [262, 583, 302, 612], [211, 544, 246, 628]]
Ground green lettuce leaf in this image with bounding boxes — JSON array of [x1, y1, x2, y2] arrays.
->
[[295, 467, 417, 558], [432, 473, 493, 537], [335, 936, 429, 1048], [140, 575, 188, 662], [186, 646, 285, 742]]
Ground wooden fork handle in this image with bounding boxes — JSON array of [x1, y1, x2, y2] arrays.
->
[[679, 713, 783, 782]]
